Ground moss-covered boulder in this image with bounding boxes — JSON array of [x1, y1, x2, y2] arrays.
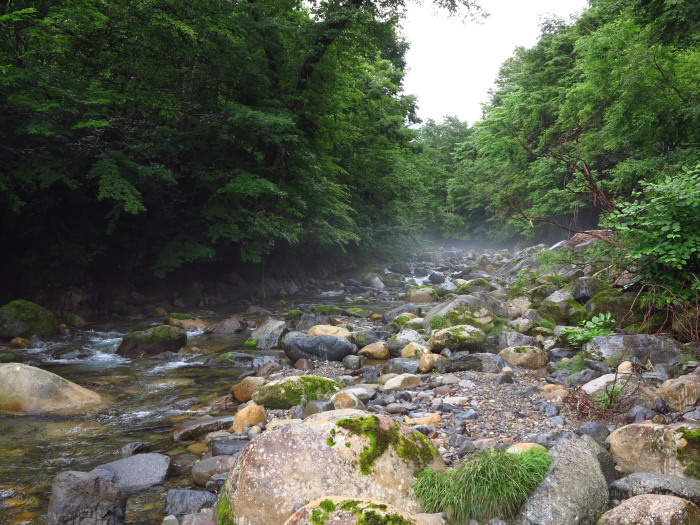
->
[[444, 306, 495, 332], [584, 289, 637, 323], [428, 325, 486, 352], [217, 409, 444, 525], [607, 423, 700, 478], [284, 497, 420, 525], [251, 375, 342, 409], [0, 363, 103, 414], [116, 325, 187, 357], [0, 300, 59, 339]]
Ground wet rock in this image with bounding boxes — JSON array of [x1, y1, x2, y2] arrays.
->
[[597, 494, 700, 525], [0, 363, 102, 415], [173, 415, 235, 442], [0, 299, 59, 338], [209, 438, 249, 457], [206, 317, 243, 334], [215, 352, 288, 370], [165, 489, 218, 516], [91, 453, 170, 494], [282, 332, 353, 362], [47, 470, 126, 525], [116, 325, 187, 357], [253, 320, 288, 350], [231, 376, 266, 403], [192, 456, 236, 487]]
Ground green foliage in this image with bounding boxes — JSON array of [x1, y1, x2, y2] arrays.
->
[[605, 163, 700, 299], [561, 312, 615, 347], [593, 384, 623, 410], [244, 338, 258, 348], [168, 313, 196, 321], [554, 352, 589, 377], [413, 447, 552, 523], [286, 309, 303, 320]]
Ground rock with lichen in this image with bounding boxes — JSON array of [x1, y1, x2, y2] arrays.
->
[[0, 299, 59, 339], [116, 325, 187, 357], [251, 375, 342, 409], [216, 409, 445, 525], [283, 497, 423, 525]]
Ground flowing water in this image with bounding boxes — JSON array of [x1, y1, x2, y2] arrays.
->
[[0, 290, 405, 524], [0, 314, 275, 524]]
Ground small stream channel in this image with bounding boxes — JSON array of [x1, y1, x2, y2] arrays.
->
[[0, 291, 403, 524]]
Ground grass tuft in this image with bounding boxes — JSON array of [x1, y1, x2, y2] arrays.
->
[[412, 447, 552, 523]]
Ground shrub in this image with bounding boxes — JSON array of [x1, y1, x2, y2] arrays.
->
[[412, 447, 552, 523], [560, 312, 615, 347]]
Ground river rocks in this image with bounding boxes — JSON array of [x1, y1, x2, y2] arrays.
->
[[498, 331, 539, 350], [192, 456, 237, 487], [383, 373, 421, 392], [408, 287, 437, 303], [382, 358, 420, 374], [206, 317, 244, 334], [580, 372, 638, 398], [167, 314, 209, 332], [610, 473, 700, 505], [248, 319, 285, 349], [0, 363, 102, 415], [283, 497, 423, 525], [251, 375, 342, 409], [596, 494, 700, 525], [428, 325, 486, 352], [401, 342, 430, 358], [217, 409, 444, 525], [231, 376, 266, 403], [419, 353, 444, 373], [388, 330, 426, 357], [116, 325, 187, 357], [47, 470, 126, 525], [230, 402, 266, 434], [655, 372, 700, 412], [514, 434, 611, 525], [498, 346, 548, 369], [308, 325, 352, 338], [165, 489, 218, 516], [606, 423, 700, 477], [0, 299, 59, 338], [433, 352, 483, 374], [172, 415, 235, 442], [282, 332, 353, 362], [91, 453, 171, 494], [583, 335, 690, 366], [358, 341, 390, 360]]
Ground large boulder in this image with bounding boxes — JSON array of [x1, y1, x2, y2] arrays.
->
[[91, 453, 171, 494], [606, 423, 700, 478], [282, 332, 354, 362], [116, 325, 187, 357], [583, 289, 637, 320], [514, 434, 612, 525], [428, 325, 486, 352], [253, 319, 288, 350], [423, 293, 507, 329], [251, 375, 342, 409], [216, 409, 445, 525], [0, 299, 59, 338], [0, 363, 102, 415], [596, 494, 700, 525], [47, 470, 126, 525], [583, 335, 690, 366]]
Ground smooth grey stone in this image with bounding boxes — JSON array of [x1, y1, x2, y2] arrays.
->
[[173, 415, 235, 442], [47, 470, 126, 525], [91, 453, 170, 494], [209, 438, 248, 457], [382, 358, 420, 375], [538, 402, 559, 417], [577, 421, 610, 442], [625, 405, 654, 423], [610, 473, 700, 505], [164, 489, 217, 516]]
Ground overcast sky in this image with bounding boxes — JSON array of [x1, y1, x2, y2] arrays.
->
[[400, 0, 590, 125]]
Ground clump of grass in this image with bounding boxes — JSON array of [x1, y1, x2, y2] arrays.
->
[[412, 448, 552, 523], [554, 352, 588, 377], [428, 315, 446, 331], [286, 309, 303, 320]]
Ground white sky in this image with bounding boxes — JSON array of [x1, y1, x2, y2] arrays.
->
[[401, 0, 590, 125]]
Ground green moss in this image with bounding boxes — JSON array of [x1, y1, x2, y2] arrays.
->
[[168, 312, 196, 320], [347, 307, 372, 316], [531, 301, 568, 325], [468, 278, 491, 289], [123, 325, 186, 344], [0, 353, 16, 362], [565, 299, 589, 326], [319, 500, 336, 513], [335, 415, 439, 475], [445, 306, 494, 332], [678, 427, 700, 479], [253, 375, 341, 409], [354, 332, 366, 345], [514, 346, 527, 353], [585, 289, 637, 325], [353, 298, 369, 305], [286, 309, 303, 320], [244, 338, 258, 348], [393, 315, 410, 329], [109, 299, 131, 316], [216, 487, 235, 525], [0, 299, 59, 338], [308, 499, 411, 525], [314, 305, 343, 313]]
